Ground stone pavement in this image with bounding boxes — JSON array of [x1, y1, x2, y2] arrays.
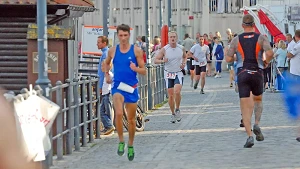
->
[[51, 71, 300, 169]]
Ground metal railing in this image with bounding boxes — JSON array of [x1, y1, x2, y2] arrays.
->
[[46, 76, 101, 166]]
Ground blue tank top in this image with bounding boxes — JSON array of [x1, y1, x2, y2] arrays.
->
[[113, 44, 138, 86]]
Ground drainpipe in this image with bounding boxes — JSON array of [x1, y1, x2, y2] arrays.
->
[[36, 0, 51, 96]]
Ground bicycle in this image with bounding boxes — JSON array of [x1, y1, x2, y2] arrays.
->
[[122, 104, 148, 132]]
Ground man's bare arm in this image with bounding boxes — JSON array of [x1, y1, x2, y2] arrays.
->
[[182, 48, 187, 64], [134, 46, 146, 75], [226, 37, 238, 63], [206, 54, 210, 61], [287, 52, 294, 59], [260, 35, 274, 63], [154, 48, 165, 64], [104, 47, 115, 72], [187, 51, 193, 58]]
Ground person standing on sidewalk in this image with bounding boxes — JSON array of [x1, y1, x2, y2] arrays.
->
[[182, 33, 195, 77], [103, 24, 146, 161], [225, 14, 273, 148], [188, 36, 210, 94], [100, 61, 115, 135], [154, 31, 187, 123], [97, 36, 115, 135]]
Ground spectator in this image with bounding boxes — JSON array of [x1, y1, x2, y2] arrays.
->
[[213, 37, 224, 78], [274, 40, 288, 90]]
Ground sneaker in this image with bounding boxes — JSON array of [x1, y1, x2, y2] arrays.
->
[[170, 114, 176, 123], [117, 142, 125, 156], [104, 127, 115, 135], [200, 89, 204, 94], [127, 146, 135, 161], [239, 119, 244, 127], [101, 128, 107, 134], [253, 124, 264, 141], [175, 109, 182, 122], [244, 136, 254, 148], [296, 137, 300, 142], [230, 83, 233, 87], [194, 82, 198, 89]]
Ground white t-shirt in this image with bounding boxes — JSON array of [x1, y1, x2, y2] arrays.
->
[[102, 71, 113, 95], [287, 40, 296, 53], [290, 41, 300, 76], [190, 44, 210, 66]]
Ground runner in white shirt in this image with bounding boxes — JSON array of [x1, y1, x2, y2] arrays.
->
[[188, 36, 210, 94], [154, 31, 187, 123]]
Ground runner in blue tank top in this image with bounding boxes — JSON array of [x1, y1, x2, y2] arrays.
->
[[103, 24, 146, 161]]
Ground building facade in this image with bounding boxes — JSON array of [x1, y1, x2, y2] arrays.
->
[[80, 0, 300, 42]]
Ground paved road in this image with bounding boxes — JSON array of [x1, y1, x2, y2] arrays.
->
[[51, 72, 300, 169]]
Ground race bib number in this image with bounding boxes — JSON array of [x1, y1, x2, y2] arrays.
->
[[200, 61, 207, 66], [192, 60, 199, 65], [166, 72, 176, 79]]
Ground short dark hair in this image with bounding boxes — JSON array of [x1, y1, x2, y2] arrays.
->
[[242, 14, 254, 26], [184, 33, 189, 38], [117, 24, 130, 34], [295, 29, 300, 38], [141, 36, 146, 42], [286, 33, 292, 38], [98, 36, 109, 45]]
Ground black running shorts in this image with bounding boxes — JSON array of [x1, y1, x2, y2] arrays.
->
[[237, 68, 264, 98], [195, 65, 206, 75]]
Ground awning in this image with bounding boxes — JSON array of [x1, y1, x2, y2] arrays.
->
[[243, 10, 260, 34], [0, 0, 95, 12], [257, 9, 286, 42]]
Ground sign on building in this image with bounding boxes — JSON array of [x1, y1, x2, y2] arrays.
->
[[81, 25, 134, 56], [32, 52, 59, 73]]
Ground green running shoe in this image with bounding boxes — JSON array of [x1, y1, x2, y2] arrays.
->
[[117, 142, 125, 156], [127, 146, 135, 161]]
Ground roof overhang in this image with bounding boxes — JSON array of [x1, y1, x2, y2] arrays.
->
[[0, 4, 96, 18]]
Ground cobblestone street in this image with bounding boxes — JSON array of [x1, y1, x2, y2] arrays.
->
[[52, 72, 300, 169]]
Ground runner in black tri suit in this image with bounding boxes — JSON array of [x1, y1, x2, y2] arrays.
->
[[225, 14, 274, 148]]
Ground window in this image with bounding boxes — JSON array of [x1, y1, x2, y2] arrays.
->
[[181, 0, 189, 10], [123, 0, 130, 9], [194, 0, 202, 13], [209, 0, 217, 12], [114, 0, 120, 10], [134, 0, 142, 9], [171, 0, 177, 11], [250, 0, 257, 6]]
